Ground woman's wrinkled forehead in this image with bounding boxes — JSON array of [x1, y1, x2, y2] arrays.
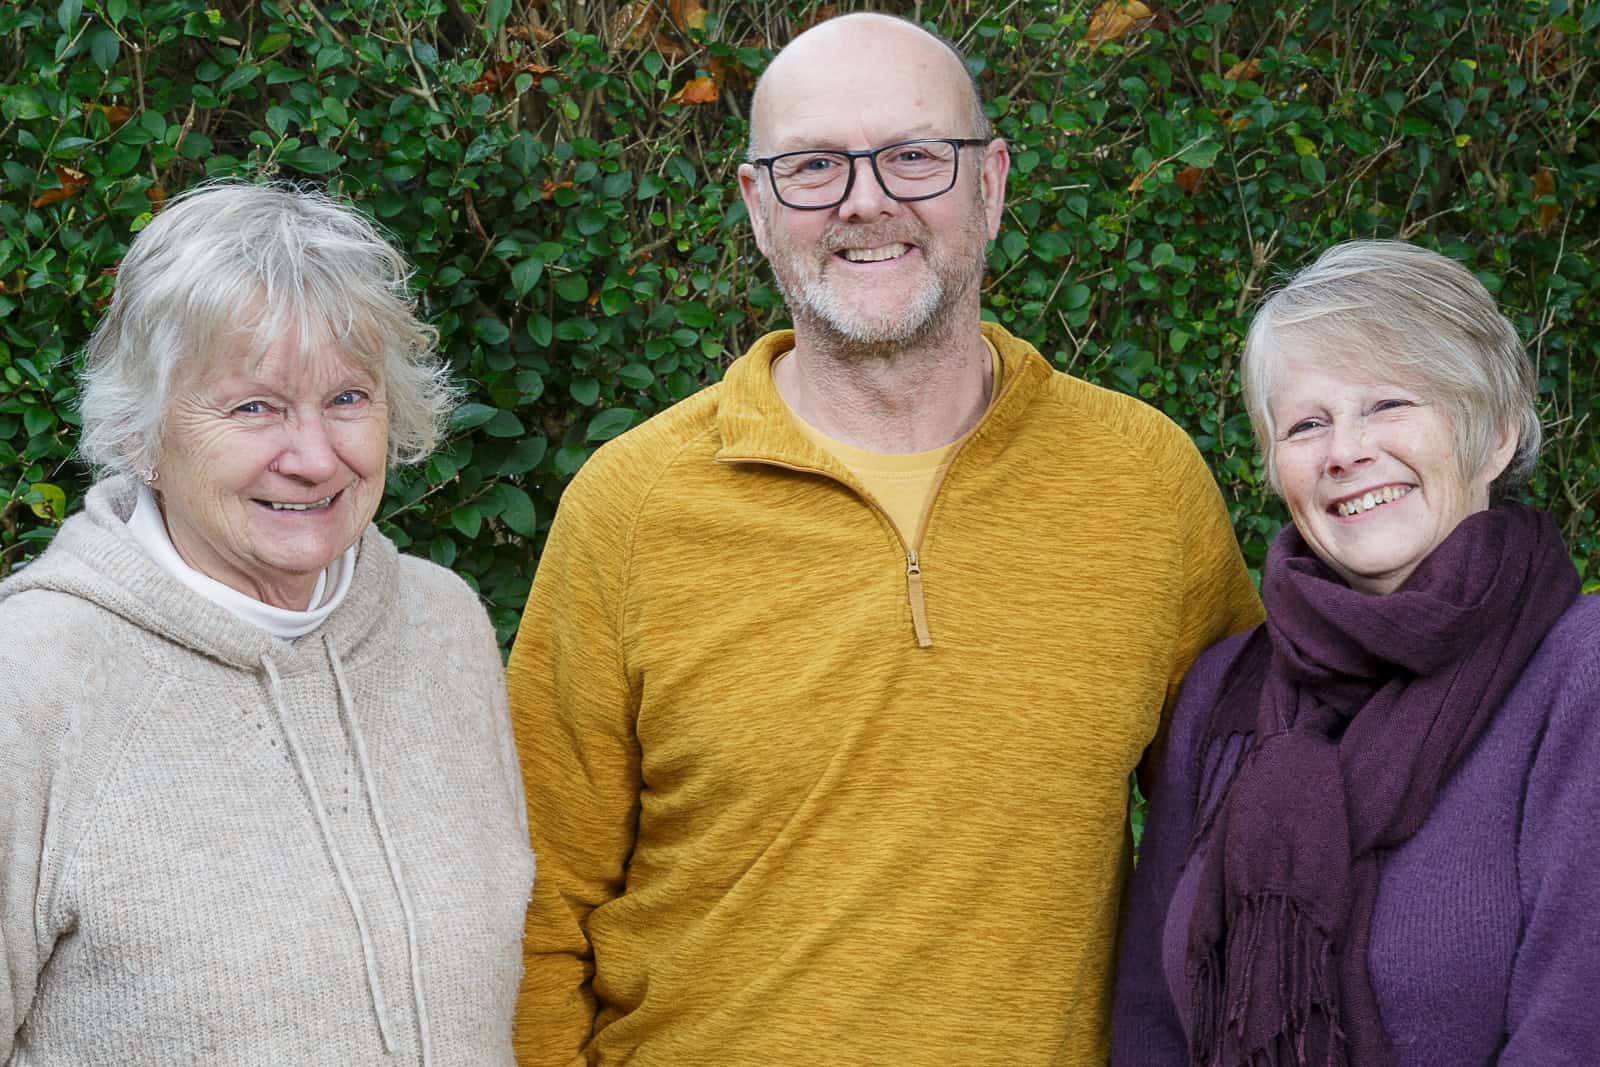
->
[[179, 307, 383, 392]]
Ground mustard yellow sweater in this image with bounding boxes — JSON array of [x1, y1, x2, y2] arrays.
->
[[507, 324, 1262, 1065]]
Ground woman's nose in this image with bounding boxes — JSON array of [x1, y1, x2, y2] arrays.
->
[[1323, 417, 1373, 476], [272, 415, 340, 482]]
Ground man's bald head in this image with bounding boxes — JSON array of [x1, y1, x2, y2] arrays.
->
[[747, 14, 991, 160]]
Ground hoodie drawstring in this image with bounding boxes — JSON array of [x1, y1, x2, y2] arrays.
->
[[324, 636, 433, 1066], [260, 647, 436, 1064]]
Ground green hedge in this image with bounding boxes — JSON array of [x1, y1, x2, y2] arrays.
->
[[4, 0, 1598, 645]]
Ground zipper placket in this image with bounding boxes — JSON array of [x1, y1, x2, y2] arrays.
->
[[719, 442, 973, 649]]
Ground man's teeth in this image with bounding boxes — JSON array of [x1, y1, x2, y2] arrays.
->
[[269, 495, 335, 511], [842, 243, 909, 263], [1336, 485, 1410, 517]]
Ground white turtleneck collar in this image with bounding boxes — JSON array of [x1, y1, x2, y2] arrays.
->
[[126, 482, 356, 639]]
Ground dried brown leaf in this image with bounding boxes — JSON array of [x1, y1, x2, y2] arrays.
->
[[669, 0, 707, 32], [1225, 57, 1259, 82], [609, 1, 657, 50], [1534, 167, 1559, 232], [31, 165, 88, 208], [669, 75, 719, 106], [1084, 0, 1153, 46]]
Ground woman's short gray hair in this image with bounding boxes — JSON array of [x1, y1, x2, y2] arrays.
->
[[79, 181, 457, 477], [1241, 239, 1541, 500]]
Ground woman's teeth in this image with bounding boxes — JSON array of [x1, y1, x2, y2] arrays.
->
[[268, 495, 335, 511], [1336, 485, 1410, 517]]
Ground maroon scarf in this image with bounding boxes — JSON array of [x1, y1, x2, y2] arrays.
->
[[1185, 504, 1579, 1066]]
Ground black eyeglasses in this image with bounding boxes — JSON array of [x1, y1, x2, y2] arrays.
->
[[753, 138, 989, 210]]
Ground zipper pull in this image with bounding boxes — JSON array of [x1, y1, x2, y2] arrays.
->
[[906, 550, 932, 648]]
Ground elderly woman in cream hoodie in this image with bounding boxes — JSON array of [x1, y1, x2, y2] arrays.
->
[[0, 183, 533, 1066]]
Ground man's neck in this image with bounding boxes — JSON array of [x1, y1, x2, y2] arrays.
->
[[774, 324, 994, 454]]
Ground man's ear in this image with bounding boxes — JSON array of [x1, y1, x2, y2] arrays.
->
[[738, 164, 771, 256], [978, 139, 1010, 239]]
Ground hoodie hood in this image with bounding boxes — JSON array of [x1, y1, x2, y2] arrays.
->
[[1, 476, 399, 675]]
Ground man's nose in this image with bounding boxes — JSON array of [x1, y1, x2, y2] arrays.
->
[[834, 155, 898, 221]]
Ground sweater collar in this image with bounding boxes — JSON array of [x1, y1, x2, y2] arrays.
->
[[1, 475, 397, 674], [712, 321, 1053, 472]]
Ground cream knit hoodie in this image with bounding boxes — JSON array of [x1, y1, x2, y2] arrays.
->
[[0, 477, 533, 1066]]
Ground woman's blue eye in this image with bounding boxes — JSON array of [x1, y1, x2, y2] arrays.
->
[[1373, 398, 1413, 412], [333, 390, 365, 406], [1285, 419, 1321, 436], [234, 401, 267, 415]]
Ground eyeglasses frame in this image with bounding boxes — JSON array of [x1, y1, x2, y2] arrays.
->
[[752, 137, 992, 211]]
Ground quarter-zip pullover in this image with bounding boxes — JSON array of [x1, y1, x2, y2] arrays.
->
[[507, 322, 1263, 1065]]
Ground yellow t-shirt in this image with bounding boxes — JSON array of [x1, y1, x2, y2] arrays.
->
[[783, 341, 1001, 546]]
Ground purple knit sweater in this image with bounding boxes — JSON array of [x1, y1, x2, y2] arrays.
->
[[1111, 594, 1600, 1066]]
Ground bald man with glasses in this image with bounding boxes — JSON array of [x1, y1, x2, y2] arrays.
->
[[506, 13, 1261, 1065]]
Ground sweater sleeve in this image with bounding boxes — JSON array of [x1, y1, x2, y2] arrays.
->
[[0, 598, 74, 1060], [1151, 433, 1262, 786], [505, 458, 644, 1066], [1111, 638, 1241, 1066], [1501, 612, 1600, 1064]]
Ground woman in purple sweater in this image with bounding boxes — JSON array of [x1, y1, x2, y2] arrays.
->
[[1111, 240, 1600, 1066]]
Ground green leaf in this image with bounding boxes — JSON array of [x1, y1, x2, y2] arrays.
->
[[618, 363, 655, 390], [1299, 155, 1326, 183], [1178, 140, 1221, 168], [2, 89, 49, 122], [218, 65, 261, 96], [450, 504, 482, 539], [29, 481, 66, 522], [474, 318, 510, 345], [569, 377, 600, 406], [554, 445, 590, 478], [56, 0, 81, 33], [485, 0, 512, 38], [485, 409, 525, 438], [555, 274, 589, 302], [281, 146, 342, 174], [1150, 243, 1175, 269], [526, 314, 553, 347], [586, 407, 638, 442], [499, 485, 539, 538], [497, 436, 548, 476], [511, 258, 544, 298], [674, 301, 714, 328], [89, 27, 120, 72], [449, 402, 498, 431]]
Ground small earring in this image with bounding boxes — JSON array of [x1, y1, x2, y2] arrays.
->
[[138, 467, 157, 486]]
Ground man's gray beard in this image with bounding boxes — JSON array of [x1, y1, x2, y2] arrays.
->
[[772, 256, 981, 362]]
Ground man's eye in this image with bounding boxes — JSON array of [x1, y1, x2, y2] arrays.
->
[[888, 149, 928, 163], [234, 401, 268, 415], [798, 155, 838, 173]]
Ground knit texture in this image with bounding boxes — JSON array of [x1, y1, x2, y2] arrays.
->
[[0, 477, 535, 1066], [1111, 595, 1600, 1066], [506, 323, 1263, 1066]]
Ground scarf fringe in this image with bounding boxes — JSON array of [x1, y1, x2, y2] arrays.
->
[[1191, 892, 1349, 1067]]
